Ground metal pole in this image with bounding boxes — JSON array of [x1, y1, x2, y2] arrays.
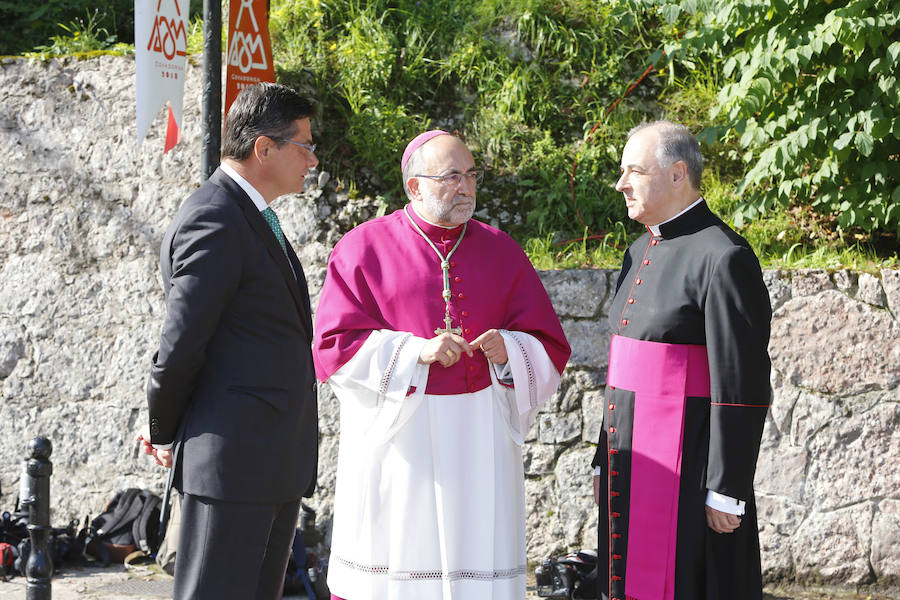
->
[[201, 0, 222, 182], [21, 437, 52, 600]]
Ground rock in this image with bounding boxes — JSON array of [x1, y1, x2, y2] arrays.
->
[[754, 434, 808, 504], [833, 269, 856, 294], [552, 447, 598, 546], [763, 269, 791, 310], [523, 443, 561, 476], [804, 403, 900, 510], [872, 499, 900, 581], [538, 269, 609, 318], [560, 319, 611, 369], [791, 269, 834, 297], [770, 290, 900, 393], [882, 269, 900, 318], [790, 504, 874, 584], [580, 390, 605, 443], [538, 412, 582, 445], [857, 272, 887, 307]]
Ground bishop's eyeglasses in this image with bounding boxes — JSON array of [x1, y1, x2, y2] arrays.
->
[[415, 170, 484, 186]]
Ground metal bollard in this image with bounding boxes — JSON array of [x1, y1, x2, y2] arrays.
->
[[20, 437, 52, 600]]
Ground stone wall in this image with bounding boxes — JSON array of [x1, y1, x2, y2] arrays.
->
[[1, 56, 898, 588]]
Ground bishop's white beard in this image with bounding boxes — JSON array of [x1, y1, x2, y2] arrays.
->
[[421, 193, 475, 227]]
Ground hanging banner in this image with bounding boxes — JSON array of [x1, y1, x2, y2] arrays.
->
[[224, 0, 275, 120], [135, 0, 189, 153]]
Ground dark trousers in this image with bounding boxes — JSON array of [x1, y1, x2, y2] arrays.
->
[[174, 492, 302, 600]]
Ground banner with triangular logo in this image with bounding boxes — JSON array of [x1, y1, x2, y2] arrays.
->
[[135, 0, 190, 153]]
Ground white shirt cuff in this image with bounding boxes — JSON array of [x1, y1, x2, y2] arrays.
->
[[706, 490, 745, 515], [593, 466, 603, 476], [154, 442, 174, 451], [492, 361, 513, 384]]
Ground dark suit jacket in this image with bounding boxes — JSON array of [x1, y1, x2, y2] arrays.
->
[[147, 168, 318, 504]]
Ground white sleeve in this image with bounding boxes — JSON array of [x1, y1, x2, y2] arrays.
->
[[494, 330, 563, 443], [326, 329, 429, 444], [705, 490, 746, 516]]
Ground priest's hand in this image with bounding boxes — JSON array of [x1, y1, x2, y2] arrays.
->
[[419, 333, 474, 367], [705, 505, 741, 534], [471, 329, 508, 364]]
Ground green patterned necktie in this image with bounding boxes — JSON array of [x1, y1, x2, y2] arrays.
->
[[261, 207, 288, 257]]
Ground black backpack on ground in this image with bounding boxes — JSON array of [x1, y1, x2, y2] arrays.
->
[[535, 549, 599, 599], [85, 488, 162, 566]]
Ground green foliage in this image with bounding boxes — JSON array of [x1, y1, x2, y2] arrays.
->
[[28, 9, 132, 57], [0, 0, 133, 55], [0, 0, 204, 56], [269, 0, 668, 232], [663, 0, 900, 235]]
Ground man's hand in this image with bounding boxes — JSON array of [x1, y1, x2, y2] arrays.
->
[[593, 474, 602, 506], [418, 333, 474, 367], [137, 426, 173, 469], [705, 505, 741, 534], [471, 329, 508, 364]]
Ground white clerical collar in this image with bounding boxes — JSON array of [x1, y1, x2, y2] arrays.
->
[[221, 162, 268, 212], [648, 197, 705, 236]]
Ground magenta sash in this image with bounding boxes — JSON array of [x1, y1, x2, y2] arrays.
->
[[607, 334, 710, 600]]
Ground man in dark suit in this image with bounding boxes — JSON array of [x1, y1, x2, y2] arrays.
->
[[138, 83, 320, 599]]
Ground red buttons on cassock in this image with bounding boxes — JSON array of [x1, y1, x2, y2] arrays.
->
[[611, 491, 620, 497], [464, 328, 471, 335], [458, 292, 466, 299], [613, 534, 621, 539], [611, 470, 619, 476], [450, 261, 457, 267], [610, 385, 615, 390], [454, 276, 462, 283], [627, 298, 635, 304], [651, 239, 659, 245], [613, 554, 622, 560], [643, 259, 651, 265], [609, 426, 616, 433], [461, 310, 470, 317], [621, 319, 628, 326], [635, 279, 642, 285], [609, 448, 619, 455], [609, 404, 615, 410], [613, 575, 623, 581], [613, 512, 621, 517]]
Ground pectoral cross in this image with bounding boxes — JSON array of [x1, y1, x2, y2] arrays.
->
[[403, 207, 468, 338], [435, 310, 463, 336], [434, 266, 463, 335]]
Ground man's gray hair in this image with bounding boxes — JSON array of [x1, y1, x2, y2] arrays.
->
[[402, 146, 426, 200], [628, 120, 703, 190]]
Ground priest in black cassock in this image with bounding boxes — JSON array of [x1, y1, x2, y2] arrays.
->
[[591, 121, 772, 600]]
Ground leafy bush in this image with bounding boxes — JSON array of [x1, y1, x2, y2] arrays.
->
[[0, 0, 204, 56], [269, 0, 669, 238], [663, 0, 900, 235]]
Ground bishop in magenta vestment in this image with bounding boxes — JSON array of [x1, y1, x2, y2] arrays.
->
[[313, 132, 570, 600]]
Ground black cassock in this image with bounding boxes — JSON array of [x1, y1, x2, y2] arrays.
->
[[591, 201, 772, 600]]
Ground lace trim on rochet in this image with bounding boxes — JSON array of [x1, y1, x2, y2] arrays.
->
[[333, 554, 526, 581], [504, 330, 537, 408], [378, 333, 412, 400]]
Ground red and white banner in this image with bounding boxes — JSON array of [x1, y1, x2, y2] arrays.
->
[[224, 0, 275, 120], [136, 0, 189, 153]]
